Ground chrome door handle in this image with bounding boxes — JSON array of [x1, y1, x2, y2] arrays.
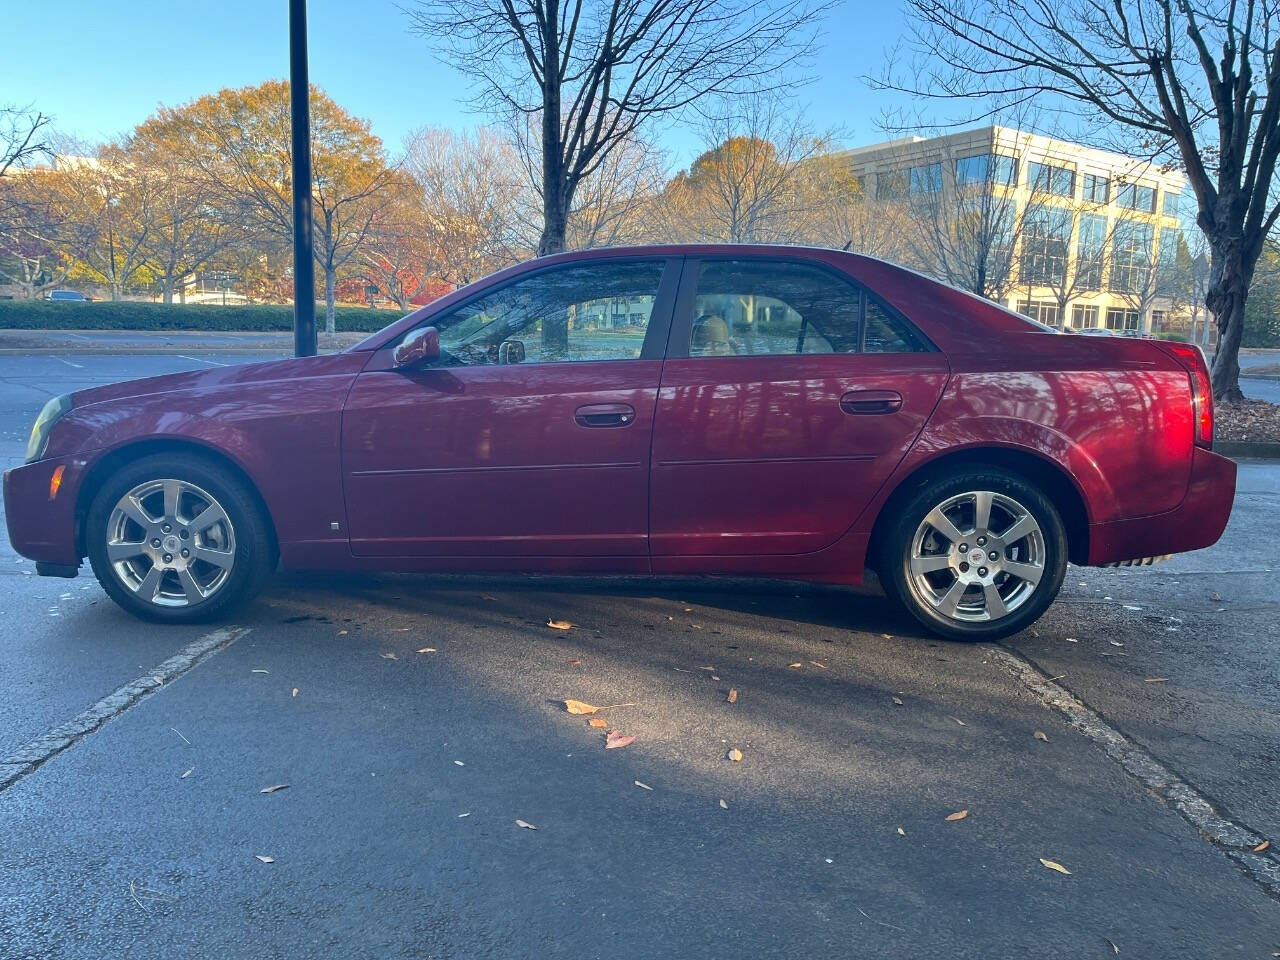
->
[[840, 390, 903, 415], [574, 403, 636, 427]]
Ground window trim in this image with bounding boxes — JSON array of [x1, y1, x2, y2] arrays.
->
[[665, 255, 936, 360], [388, 255, 683, 368]]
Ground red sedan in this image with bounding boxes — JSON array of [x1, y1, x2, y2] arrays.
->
[[4, 245, 1236, 640]]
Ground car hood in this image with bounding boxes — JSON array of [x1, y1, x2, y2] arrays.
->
[[69, 352, 372, 408]]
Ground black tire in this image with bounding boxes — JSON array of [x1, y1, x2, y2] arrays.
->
[[877, 467, 1067, 641], [86, 452, 274, 623]]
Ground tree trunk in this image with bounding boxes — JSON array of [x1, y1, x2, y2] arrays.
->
[[162, 276, 175, 305], [539, 178, 570, 257], [1206, 241, 1249, 403], [325, 266, 336, 337], [111, 282, 122, 301]]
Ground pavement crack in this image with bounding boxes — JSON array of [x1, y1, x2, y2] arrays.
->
[[989, 643, 1280, 902], [0, 626, 249, 794]]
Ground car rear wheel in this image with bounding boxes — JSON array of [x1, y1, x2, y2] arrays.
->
[[86, 453, 273, 623], [878, 468, 1067, 641]]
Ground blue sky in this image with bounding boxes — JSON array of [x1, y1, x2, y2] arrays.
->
[[0, 0, 940, 169]]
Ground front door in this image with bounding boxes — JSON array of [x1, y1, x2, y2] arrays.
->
[[342, 257, 680, 559], [649, 257, 949, 558]]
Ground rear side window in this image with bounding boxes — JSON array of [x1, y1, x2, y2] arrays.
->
[[687, 260, 926, 357]]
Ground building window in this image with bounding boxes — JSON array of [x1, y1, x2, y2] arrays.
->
[[1071, 304, 1099, 328], [1105, 307, 1140, 331], [1075, 213, 1108, 291], [1162, 190, 1180, 217], [876, 170, 908, 200], [1110, 219, 1155, 294], [908, 162, 943, 195], [1029, 161, 1075, 197], [1020, 204, 1074, 286], [1151, 309, 1166, 329], [1083, 173, 1110, 203], [1017, 299, 1060, 327], [956, 153, 1018, 187], [1117, 181, 1157, 213]]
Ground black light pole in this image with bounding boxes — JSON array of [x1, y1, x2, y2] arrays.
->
[[289, 0, 317, 357]]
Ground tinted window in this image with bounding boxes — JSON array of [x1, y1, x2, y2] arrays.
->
[[688, 260, 925, 357], [418, 260, 664, 366]]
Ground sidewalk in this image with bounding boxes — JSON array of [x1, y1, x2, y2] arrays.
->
[[0, 329, 370, 353]]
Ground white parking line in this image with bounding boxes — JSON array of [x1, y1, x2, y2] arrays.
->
[[990, 644, 1280, 897], [0, 626, 249, 792], [51, 357, 84, 369], [176, 355, 229, 367]]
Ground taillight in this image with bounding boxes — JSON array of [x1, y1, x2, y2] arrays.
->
[[1159, 342, 1213, 448]]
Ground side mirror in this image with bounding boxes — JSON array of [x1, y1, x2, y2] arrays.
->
[[498, 339, 526, 364], [393, 326, 440, 369]]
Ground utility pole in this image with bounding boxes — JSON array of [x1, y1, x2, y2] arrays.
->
[[289, 0, 317, 357]]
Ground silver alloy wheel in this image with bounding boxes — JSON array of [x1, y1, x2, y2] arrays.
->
[[105, 478, 236, 607], [906, 490, 1045, 623]]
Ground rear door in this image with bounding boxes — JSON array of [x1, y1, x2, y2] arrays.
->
[[649, 256, 949, 558], [342, 256, 679, 559]]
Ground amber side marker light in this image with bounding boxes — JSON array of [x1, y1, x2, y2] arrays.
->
[[49, 464, 65, 501]]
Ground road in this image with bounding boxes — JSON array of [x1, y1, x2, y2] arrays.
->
[[0, 350, 1278, 959]]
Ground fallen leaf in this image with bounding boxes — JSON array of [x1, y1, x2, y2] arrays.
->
[[700, 665, 716, 671], [260, 783, 289, 794], [251, 669, 269, 674], [892, 696, 904, 706], [634, 780, 653, 791], [1034, 730, 1049, 742], [481, 594, 498, 601], [897, 826, 906, 836], [719, 799, 729, 809], [605, 731, 635, 749], [727, 688, 738, 704], [454, 760, 465, 766], [586, 717, 607, 729], [546, 619, 573, 630], [1039, 857, 1072, 875], [569, 658, 582, 666], [945, 809, 968, 821], [457, 812, 470, 818], [291, 688, 299, 697], [380, 652, 398, 660], [788, 662, 803, 668], [564, 699, 599, 715], [1210, 591, 1223, 602], [1104, 936, 1120, 955], [727, 748, 744, 762], [809, 661, 827, 668], [949, 716, 967, 726], [338, 629, 348, 635], [1254, 839, 1271, 853], [417, 647, 437, 654], [254, 855, 275, 864], [515, 819, 537, 830], [1143, 677, 1170, 683], [180, 768, 193, 779]]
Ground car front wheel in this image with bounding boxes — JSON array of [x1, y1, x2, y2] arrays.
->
[[86, 453, 273, 623], [879, 468, 1067, 641]]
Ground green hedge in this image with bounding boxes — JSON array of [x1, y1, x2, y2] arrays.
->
[[0, 300, 408, 332]]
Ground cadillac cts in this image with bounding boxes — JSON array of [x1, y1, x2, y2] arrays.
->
[[4, 245, 1236, 640]]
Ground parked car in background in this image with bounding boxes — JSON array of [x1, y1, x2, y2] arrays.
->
[[45, 290, 89, 302], [1077, 327, 1116, 336], [4, 245, 1236, 640]]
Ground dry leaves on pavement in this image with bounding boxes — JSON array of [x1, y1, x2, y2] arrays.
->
[[254, 855, 275, 864], [892, 696, 904, 706], [1039, 858, 1072, 875], [719, 799, 729, 809], [605, 731, 635, 749], [546, 619, 573, 630], [634, 780, 653, 791], [1255, 840, 1271, 853], [727, 748, 744, 762], [727, 688, 738, 704], [564, 699, 600, 715], [515, 819, 537, 830], [417, 647, 437, 654], [588, 717, 608, 728], [259, 784, 289, 794], [380, 652, 398, 660], [1034, 730, 1049, 742], [945, 809, 968, 821]]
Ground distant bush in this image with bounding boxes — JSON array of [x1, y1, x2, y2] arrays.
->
[[0, 300, 407, 332], [1152, 331, 1190, 342]]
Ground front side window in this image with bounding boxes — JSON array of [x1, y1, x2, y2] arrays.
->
[[414, 260, 664, 366], [687, 260, 926, 357]]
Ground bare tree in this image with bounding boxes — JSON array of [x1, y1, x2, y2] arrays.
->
[[402, 126, 528, 285], [885, 0, 1280, 399], [405, 0, 830, 256], [0, 105, 51, 179]]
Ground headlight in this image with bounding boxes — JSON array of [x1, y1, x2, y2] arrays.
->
[[25, 394, 73, 464]]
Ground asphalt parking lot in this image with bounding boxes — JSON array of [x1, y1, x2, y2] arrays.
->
[[1, 348, 1278, 959]]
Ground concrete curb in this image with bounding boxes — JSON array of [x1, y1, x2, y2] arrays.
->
[[1214, 440, 1280, 460]]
